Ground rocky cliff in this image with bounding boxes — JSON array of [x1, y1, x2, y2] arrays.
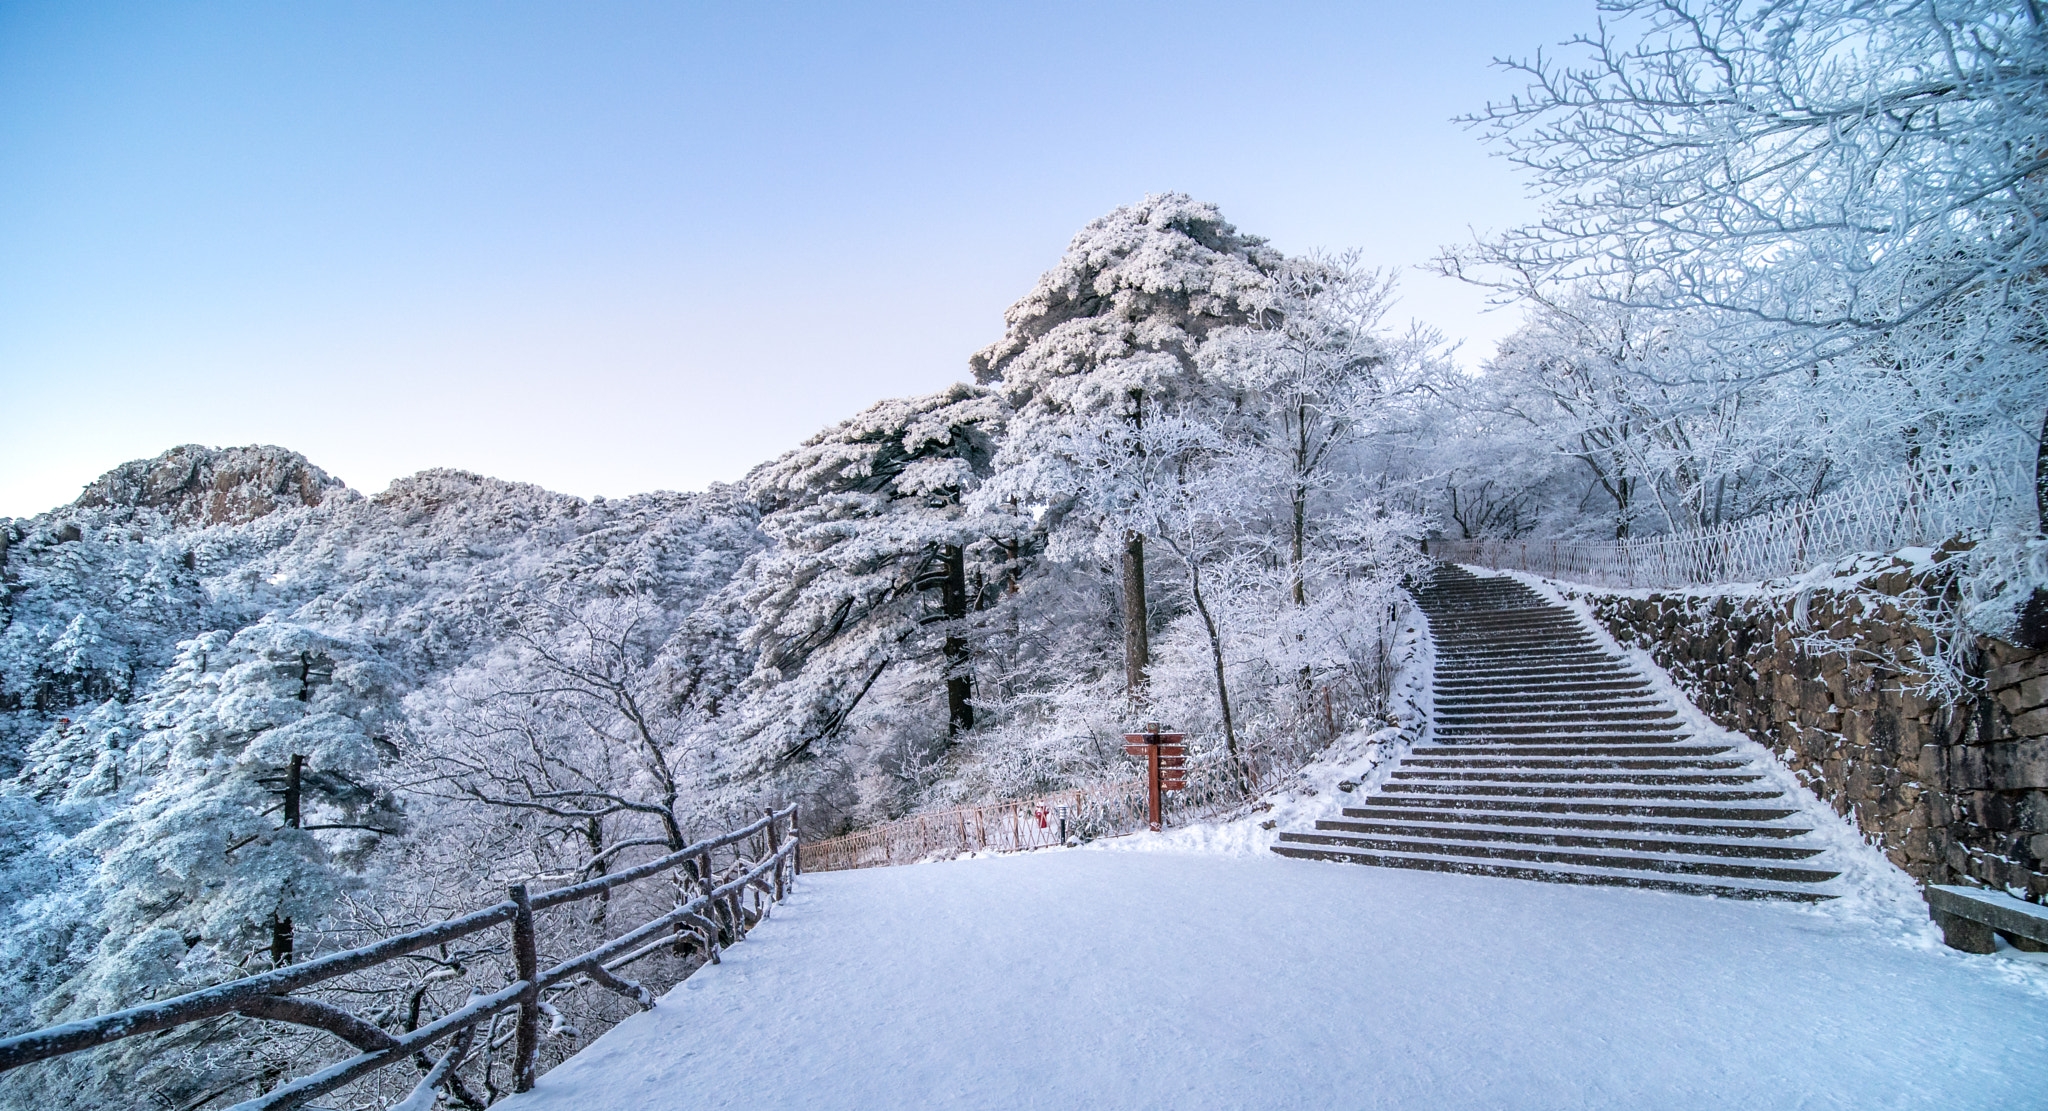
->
[[70, 443, 348, 527]]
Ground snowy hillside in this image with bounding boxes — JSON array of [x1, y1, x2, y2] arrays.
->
[[0, 194, 1433, 1110]]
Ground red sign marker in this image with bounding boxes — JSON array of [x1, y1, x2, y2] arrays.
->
[[1122, 725, 1188, 832]]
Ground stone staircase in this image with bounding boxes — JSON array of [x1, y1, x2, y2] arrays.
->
[[1272, 566, 1841, 900]]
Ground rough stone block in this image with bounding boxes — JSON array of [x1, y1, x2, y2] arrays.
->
[[2014, 791, 2048, 833], [1933, 909, 1998, 952], [1994, 673, 2048, 716], [1988, 652, 2048, 692], [1980, 740, 2048, 790], [1948, 747, 1987, 790], [2012, 706, 2048, 739], [1948, 842, 1971, 874], [1978, 790, 2048, 833]]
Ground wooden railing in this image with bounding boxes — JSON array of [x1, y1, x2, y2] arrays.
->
[[0, 806, 799, 1111]]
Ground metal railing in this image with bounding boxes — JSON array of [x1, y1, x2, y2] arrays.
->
[[0, 806, 799, 1111], [1428, 464, 2031, 589]]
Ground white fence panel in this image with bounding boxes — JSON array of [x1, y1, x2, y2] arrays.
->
[[1428, 466, 2032, 589]]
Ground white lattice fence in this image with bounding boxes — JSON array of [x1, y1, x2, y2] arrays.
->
[[1430, 466, 2030, 589]]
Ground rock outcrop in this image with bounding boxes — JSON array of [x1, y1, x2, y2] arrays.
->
[[72, 444, 347, 527]]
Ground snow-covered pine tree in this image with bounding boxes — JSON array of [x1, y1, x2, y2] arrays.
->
[[970, 192, 1282, 704], [2, 621, 400, 1109], [713, 383, 1009, 827]]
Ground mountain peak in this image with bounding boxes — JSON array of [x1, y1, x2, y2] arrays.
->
[[73, 444, 347, 526]]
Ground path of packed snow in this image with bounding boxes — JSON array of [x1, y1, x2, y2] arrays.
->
[[503, 847, 2048, 1111]]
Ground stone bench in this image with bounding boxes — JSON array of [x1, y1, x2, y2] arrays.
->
[[1927, 885, 2048, 954]]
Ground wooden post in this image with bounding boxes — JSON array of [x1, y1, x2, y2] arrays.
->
[[1146, 731, 1163, 833], [765, 807, 784, 901], [791, 805, 802, 877], [508, 884, 540, 1094], [699, 851, 726, 944]]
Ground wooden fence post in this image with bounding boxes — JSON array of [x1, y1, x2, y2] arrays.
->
[[766, 806, 785, 901], [508, 884, 540, 1094], [791, 806, 802, 877]]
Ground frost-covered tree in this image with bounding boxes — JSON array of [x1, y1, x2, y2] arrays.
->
[[0, 448, 768, 1108], [1202, 252, 1445, 591], [0, 622, 400, 1109], [972, 192, 1282, 700], [1441, 0, 2048, 626], [712, 384, 1009, 818]]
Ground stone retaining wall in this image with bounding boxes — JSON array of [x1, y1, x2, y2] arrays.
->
[[1559, 560, 2047, 903]]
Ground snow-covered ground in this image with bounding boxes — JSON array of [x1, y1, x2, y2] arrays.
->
[[502, 846, 2048, 1111]]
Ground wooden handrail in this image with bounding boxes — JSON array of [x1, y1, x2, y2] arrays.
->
[[0, 805, 800, 1111]]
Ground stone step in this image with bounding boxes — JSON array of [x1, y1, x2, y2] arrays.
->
[[1436, 662, 1633, 678], [1434, 627, 1585, 639], [1271, 565, 1834, 903], [1434, 722, 1687, 737], [1430, 612, 1578, 623], [1433, 688, 1654, 705], [1437, 691, 1660, 704], [1310, 819, 1827, 860], [1434, 722, 1686, 734], [1337, 806, 1811, 839], [1434, 675, 1639, 690], [1439, 636, 1598, 650], [1409, 743, 1734, 759], [1268, 843, 1835, 901], [1401, 756, 1748, 772], [1434, 678, 1646, 692], [1435, 709, 1670, 721], [1437, 663, 1623, 677], [1433, 709, 1671, 717], [1427, 735, 1702, 747], [1359, 795, 1800, 821], [1436, 714, 1683, 728], [1277, 830, 1840, 884], [1438, 637, 1598, 652], [1384, 782, 1784, 802], [1390, 770, 1764, 786], [1437, 649, 1613, 664], [1433, 713, 1687, 729]]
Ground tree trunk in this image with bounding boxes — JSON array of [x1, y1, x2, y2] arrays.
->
[[271, 754, 303, 967], [940, 544, 973, 736], [1184, 553, 1244, 782], [1290, 481, 1308, 607], [2018, 409, 2048, 649], [2036, 407, 2047, 535], [1122, 530, 1150, 701], [584, 817, 609, 929]]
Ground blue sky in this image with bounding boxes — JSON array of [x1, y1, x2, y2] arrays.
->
[[0, 1, 1591, 517]]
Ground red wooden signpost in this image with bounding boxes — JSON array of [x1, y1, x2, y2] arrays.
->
[[1122, 721, 1186, 832]]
